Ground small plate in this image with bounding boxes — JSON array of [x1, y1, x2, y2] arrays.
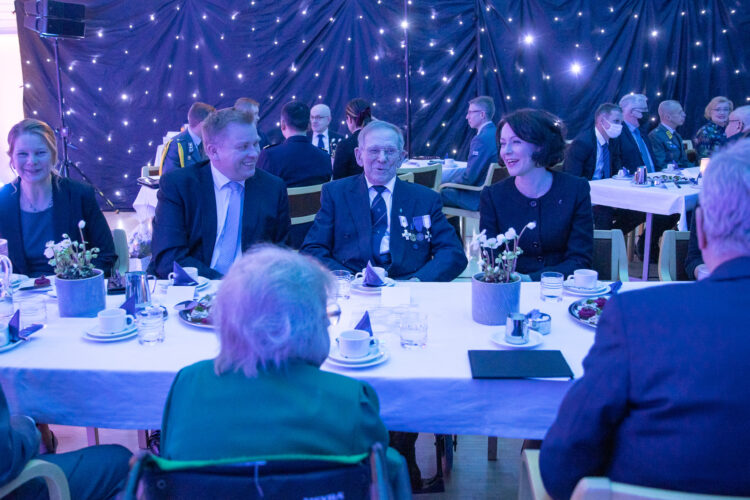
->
[[328, 342, 381, 364], [569, 295, 611, 328], [9, 274, 29, 288], [0, 339, 28, 353], [84, 323, 137, 339], [178, 309, 213, 329], [490, 329, 543, 349], [326, 348, 389, 369], [83, 330, 138, 342], [564, 280, 610, 296], [351, 277, 396, 294]]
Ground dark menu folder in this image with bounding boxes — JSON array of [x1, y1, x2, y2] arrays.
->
[[468, 350, 574, 379]]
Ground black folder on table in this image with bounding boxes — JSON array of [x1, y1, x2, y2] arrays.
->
[[468, 350, 574, 379]]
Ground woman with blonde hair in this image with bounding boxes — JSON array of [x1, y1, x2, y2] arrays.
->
[[694, 96, 733, 158]]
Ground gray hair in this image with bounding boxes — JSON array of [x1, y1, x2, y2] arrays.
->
[[213, 245, 334, 377], [657, 100, 681, 119], [699, 139, 750, 254], [731, 105, 750, 124], [358, 120, 405, 151], [469, 96, 495, 120], [618, 93, 647, 110]]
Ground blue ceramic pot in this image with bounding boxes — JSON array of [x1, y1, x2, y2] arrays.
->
[[471, 272, 521, 325], [55, 269, 106, 318]]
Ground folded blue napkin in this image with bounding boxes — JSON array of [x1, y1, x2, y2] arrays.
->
[[120, 295, 137, 315], [363, 262, 385, 287], [7, 310, 41, 342], [172, 262, 198, 286], [354, 311, 373, 336], [609, 280, 623, 295]]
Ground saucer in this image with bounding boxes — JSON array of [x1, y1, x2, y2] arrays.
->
[[0, 340, 28, 353], [611, 174, 632, 181], [326, 347, 389, 369], [84, 323, 137, 339], [629, 182, 651, 188], [564, 280, 610, 296], [351, 277, 396, 294], [328, 342, 381, 364], [83, 329, 138, 342], [9, 274, 29, 288], [490, 329, 543, 350]]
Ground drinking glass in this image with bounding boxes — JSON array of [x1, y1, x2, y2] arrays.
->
[[137, 306, 165, 345], [331, 270, 353, 300], [0, 238, 8, 257], [540, 272, 564, 302], [399, 309, 428, 349], [15, 296, 47, 330]]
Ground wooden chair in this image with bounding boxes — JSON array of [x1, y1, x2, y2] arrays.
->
[[396, 163, 442, 190], [658, 230, 691, 281], [287, 183, 325, 226], [111, 228, 129, 275], [0, 459, 70, 500], [592, 229, 629, 282]]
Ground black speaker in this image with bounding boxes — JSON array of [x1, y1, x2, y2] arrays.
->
[[22, 0, 86, 38], [23, 0, 85, 20], [23, 15, 85, 38]]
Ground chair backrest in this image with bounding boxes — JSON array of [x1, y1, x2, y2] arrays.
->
[[287, 183, 325, 226], [571, 477, 750, 500], [123, 445, 392, 500], [593, 229, 629, 282], [489, 163, 509, 185], [396, 163, 442, 190], [0, 459, 70, 500], [398, 171, 414, 183], [111, 228, 129, 275], [658, 230, 691, 281]]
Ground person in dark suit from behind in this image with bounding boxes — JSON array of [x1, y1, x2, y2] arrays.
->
[[0, 119, 116, 278], [540, 139, 750, 499], [307, 103, 345, 156], [480, 109, 593, 281], [256, 101, 331, 188], [159, 102, 215, 175], [332, 98, 374, 180], [234, 97, 272, 149], [1, 382, 132, 499], [151, 108, 290, 279], [649, 100, 693, 170]]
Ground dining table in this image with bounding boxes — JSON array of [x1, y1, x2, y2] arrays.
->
[[0, 280, 666, 441]]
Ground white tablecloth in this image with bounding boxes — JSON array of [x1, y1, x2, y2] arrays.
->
[[0, 281, 661, 439], [589, 167, 700, 230]]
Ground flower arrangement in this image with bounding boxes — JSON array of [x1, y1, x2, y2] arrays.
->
[[470, 222, 536, 283], [44, 220, 100, 279]]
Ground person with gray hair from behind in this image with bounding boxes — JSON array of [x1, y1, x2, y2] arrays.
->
[[540, 139, 750, 499], [725, 105, 750, 143], [649, 100, 693, 169], [158, 244, 411, 498]]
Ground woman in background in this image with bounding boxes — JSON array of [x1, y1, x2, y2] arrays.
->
[[694, 96, 733, 158], [332, 98, 374, 179]]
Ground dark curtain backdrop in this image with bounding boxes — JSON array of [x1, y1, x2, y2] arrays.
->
[[15, 0, 750, 209]]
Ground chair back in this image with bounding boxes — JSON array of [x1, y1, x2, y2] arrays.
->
[[396, 163, 442, 190], [397, 172, 414, 183], [489, 163, 509, 185], [0, 459, 70, 500], [658, 230, 691, 281], [111, 228, 130, 275], [571, 477, 750, 500], [593, 229, 629, 282], [287, 183, 325, 225], [123, 445, 392, 500]]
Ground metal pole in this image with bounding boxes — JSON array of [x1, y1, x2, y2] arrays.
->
[[403, 0, 411, 156], [52, 37, 70, 177]]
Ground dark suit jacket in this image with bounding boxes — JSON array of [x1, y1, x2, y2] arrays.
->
[[307, 129, 345, 155], [0, 177, 116, 276], [454, 122, 497, 186], [563, 128, 623, 180], [159, 129, 205, 175], [301, 175, 467, 282], [0, 383, 39, 487], [615, 124, 660, 173], [332, 130, 363, 180], [151, 160, 290, 279], [540, 257, 750, 499], [479, 171, 593, 281], [648, 124, 692, 169], [256, 135, 332, 188]]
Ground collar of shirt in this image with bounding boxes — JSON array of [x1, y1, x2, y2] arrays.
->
[[188, 126, 202, 147], [476, 121, 491, 135], [594, 127, 607, 146], [315, 129, 329, 141], [661, 123, 675, 134], [210, 163, 237, 191], [365, 175, 397, 196]]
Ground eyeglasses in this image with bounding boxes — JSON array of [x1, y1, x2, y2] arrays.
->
[[310, 115, 329, 120], [467, 110, 483, 115], [365, 147, 401, 158]]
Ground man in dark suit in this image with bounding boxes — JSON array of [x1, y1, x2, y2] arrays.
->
[[440, 96, 498, 211], [256, 101, 331, 188], [649, 100, 692, 169], [1, 383, 132, 499], [307, 103, 345, 156], [159, 102, 215, 175], [540, 139, 750, 500], [563, 103, 624, 180], [151, 108, 290, 279]]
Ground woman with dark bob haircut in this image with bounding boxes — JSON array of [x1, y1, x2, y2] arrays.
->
[[479, 109, 593, 281], [332, 97, 374, 180]]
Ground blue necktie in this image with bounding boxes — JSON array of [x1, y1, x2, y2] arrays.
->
[[317, 134, 325, 151], [370, 186, 389, 266], [600, 142, 610, 179], [632, 128, 655, 172], [214, 182, 243, 275]]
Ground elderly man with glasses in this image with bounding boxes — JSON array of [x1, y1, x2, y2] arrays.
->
[[307, 103, 345, 155]]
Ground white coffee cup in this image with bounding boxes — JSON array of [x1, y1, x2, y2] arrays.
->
[[355, 267, 387, 281], [168, 267, 199, 283], [98, 308, 135, 334], [0, 323, 9, 346], [336, 329, 372, 358], [568, 269, 598, 289]]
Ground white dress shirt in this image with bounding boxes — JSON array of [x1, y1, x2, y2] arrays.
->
[[366, 175, 397, 254], [209, 164, 244, 270]]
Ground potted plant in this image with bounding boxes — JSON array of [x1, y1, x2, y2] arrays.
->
[[470, 222, 536, 325], [44, 220, 106, 317]]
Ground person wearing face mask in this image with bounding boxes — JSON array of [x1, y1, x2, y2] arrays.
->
[[649, 100, 693, 170], [616, 94, 659, 173], [725, 106, 750, 143], [563, 103, 624, 180], [694, 96, 733, 158]]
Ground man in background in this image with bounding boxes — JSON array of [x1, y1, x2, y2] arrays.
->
[[308, 103, 344, 155], [159, 102, 215, 175], [649, 100, 692, 170]]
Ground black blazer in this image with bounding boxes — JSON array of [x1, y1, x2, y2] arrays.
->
[[563, 128, 623, 180], [615, 124, 660, 173], [256, 135, 332, 188], [150, 160, 291, 279], [332, 130, 363, 180], [0, 177, 115, 276], [479, 171, 593, 281]]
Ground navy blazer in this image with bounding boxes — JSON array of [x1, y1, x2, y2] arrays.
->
[[332, 130, 363, 180], [159, 129, 205, 175], [0, 383, 39, 487], [256, 135, 332, 188], [0, 177, 116, 276], [151, 160, 290, 279], [615, 124, 660, 173], [307, 129, 345, 155], [563, 128, 623, 180], [540, 257, 750, 499], [301, 175, 467, 282], [648, 124, 692, 169], [479, 171, 593, 281]]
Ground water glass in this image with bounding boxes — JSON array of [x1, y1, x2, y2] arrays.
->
[[137, 306, 165, 345], [540, 272, 564, 302], [15, 296, 47, 330], [0, 238, 7, 257], [399, 309, 428, 349], [332, 270, 353, 300]]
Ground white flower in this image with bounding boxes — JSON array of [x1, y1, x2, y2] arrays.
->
[[469, 229, 487, 253], [43, 247, 54, 259], [526, 221, 537, 230], [78, 220, 86, 229], [485, 237, 499, 249], [504, 227, 517, 240]]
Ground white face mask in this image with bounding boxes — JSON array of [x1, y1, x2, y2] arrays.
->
[[603, 118, 623, 138]]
